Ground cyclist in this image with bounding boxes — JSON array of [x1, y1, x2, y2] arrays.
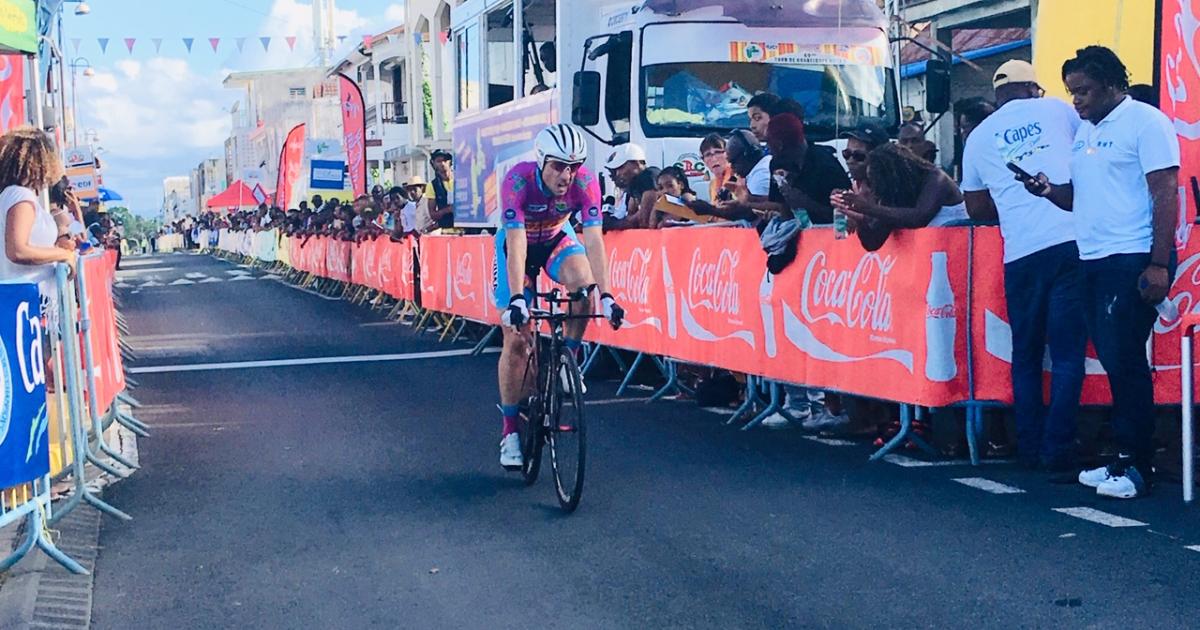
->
[[495, 124, 624, 469]]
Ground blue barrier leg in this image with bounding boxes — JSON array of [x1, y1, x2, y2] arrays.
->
[[581, 343, 601, 376], [84, 491, 131, 521], [966, 405, 982, 466], [727, 376, 760, 426], [616, 352, 646, 397], [117, 392, 142, 408], [0, 511, 39, 572], [741, 381, 786, 431], [870, 404, 913, 461], [471, 326, 500, 356], [32, 508, 88, 575], [606, 347, 629, 373], [649, 360, 679, 402]]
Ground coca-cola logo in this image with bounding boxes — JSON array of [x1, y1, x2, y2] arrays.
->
[[609, 247, 652, 306], [401, 239, 415, 288], [801, 251, 895, 332], [454, 252, 476, 301], [688, 249, 740, 316], [1155, 251, 1200, 333], [927, 304, 955, 319]]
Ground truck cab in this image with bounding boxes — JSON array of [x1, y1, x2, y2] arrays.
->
[[565, 0, 901, 198]]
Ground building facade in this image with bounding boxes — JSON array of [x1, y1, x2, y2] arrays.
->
[[162, 176, 193, 222], [189, 157, 227, 214], [222, 67, 341, 202]]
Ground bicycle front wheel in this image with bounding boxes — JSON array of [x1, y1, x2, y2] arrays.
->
[[519, 338, 545, 486], [548, 346, 586, 512]]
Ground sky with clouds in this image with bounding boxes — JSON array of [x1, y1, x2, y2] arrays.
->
[[60, 0, 407, 216]]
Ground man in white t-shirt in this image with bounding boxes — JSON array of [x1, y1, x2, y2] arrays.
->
[[1024, 46, 1181, 499], [962, 60, 1086, 474]]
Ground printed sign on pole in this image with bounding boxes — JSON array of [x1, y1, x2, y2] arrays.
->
[[63, 146, 93, 168], [251, 183, 267, 205], [0, 282, 49, 488], [310, 159, 346, 190], [67, 165, 98, 200]]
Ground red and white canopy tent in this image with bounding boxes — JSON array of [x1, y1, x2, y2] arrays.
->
[[206, 180, 272, 211]]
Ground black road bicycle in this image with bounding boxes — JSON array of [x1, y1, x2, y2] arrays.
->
[[518, 288, 602, 512]]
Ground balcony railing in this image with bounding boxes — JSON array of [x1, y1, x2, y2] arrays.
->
[[381, 102, 408, 125]]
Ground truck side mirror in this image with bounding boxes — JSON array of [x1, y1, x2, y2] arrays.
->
[[925, 57, 951, 115], [572, 71, 602, 127]]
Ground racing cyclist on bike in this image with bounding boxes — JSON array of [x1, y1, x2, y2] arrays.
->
[[495, 124, 624, 469]]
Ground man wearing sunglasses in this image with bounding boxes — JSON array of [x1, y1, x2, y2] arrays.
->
[[493, 124, 625, 470]]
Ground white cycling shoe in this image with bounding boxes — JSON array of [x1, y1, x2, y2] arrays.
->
[[500, 433, 523, 470]]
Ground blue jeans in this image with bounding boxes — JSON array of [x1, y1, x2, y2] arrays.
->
[[1080, 252, 1175, 471], [1004, 242, 1086, 466]]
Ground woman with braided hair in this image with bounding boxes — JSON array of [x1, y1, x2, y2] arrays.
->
[[831, 141, 967, 251]]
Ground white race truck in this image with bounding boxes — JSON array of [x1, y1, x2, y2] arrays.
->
[[451, 0, 941, 224]]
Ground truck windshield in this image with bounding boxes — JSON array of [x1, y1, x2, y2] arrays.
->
[[642, 62, 897, 141]]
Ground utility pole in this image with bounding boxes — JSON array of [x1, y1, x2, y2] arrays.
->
[[313, 0, 336, 67]]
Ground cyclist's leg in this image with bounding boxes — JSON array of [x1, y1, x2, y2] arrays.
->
[[495, 229, 530, 435], [544, 229, 595, 346]]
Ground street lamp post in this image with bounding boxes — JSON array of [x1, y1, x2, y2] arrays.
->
[[69, 58, 93, 148]]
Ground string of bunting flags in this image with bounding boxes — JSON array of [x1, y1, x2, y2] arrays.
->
[[67, 31, 448, 56]]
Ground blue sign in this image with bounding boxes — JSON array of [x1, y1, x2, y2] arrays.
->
[[310, 159, 347, 190], [0, 283, 49, 488]]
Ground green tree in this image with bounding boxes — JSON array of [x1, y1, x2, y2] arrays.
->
[[105, 206, 162, 242]]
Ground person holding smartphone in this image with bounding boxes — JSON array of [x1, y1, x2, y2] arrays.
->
[[960, 59, 1087, 476], [1020, 48, 1180, 499]]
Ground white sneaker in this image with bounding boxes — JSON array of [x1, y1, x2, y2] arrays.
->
[[802, 409, 850, 432], [1096, 475, 1139, 499], [500, 433, 523, 469], [560, 364, 586, 395], [1077, 465, 1113, 488], [760, 412, 792, 430]]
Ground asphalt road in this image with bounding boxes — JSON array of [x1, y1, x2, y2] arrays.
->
[[90, 252, 1200, 629]]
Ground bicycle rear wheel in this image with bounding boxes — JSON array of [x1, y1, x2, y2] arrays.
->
[[519, 337, 545, 485], [548, 346, 586, 512]]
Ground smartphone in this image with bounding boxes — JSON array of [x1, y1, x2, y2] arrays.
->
[[716, 188, 734, 203], [1005, 161, 1037, 184]]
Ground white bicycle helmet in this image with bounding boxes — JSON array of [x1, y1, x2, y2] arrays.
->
[[534, 124, 588, 170]]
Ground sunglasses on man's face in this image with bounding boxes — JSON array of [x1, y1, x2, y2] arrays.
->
[[842, 149, 869, 162]]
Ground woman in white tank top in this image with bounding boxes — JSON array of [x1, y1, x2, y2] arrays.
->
[[0, 128, 78, 297]]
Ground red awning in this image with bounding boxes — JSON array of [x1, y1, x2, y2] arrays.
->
[[206, 180, 264, 209]]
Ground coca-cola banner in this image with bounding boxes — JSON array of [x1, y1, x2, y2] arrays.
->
[[1162, 0, 1200, 249], [225, 226, 1200, 408], [766, 228, 970, 406], [83, 254, 126, 413]]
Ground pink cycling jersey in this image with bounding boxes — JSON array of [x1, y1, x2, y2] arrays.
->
[[499, 162, 603, 244]]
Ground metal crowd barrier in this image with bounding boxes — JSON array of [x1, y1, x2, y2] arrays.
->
[[0, 255, 145, 575]]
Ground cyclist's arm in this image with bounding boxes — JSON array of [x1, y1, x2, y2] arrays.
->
[[505, 228, 528, 298], [500, 173, 529, 301], [581, 224, 609, 294]]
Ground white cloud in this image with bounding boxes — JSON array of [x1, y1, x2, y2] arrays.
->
[[385, 3, 407, 23]]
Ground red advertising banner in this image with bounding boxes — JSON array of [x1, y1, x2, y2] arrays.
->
[[338, 73, 367, 198], [276, 123, 306, 211], [1162, 0, 1200, 249], [444, 236, 498, 324], [326, 238, 352, 283], [0, 55, 25, 134], [236, 225, 1200, 408], [82, 255, 125, 412]]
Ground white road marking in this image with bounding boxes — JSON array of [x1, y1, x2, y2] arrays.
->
[[952, 477, 1025, 494], [116, 267, 172, 275], [114, 282, 133, 289], [130, 347, 500, 374], [265, 277, 341, 301], [701, 407, 733, 416], [228, 275, 256, 281], [169, 278, 196, 285], [120, 259, 164, 267], [138, 281, 164, 288], [883, 454, 1012, 467], [185, 272, 207, 279], [1184, 545, 1200, 553], [199, 277, 224, 283], [803, 435, 855, 447], [1052, 507, 1148, 528], [225, 270, 251, 276], [586, 397, 651, 406]]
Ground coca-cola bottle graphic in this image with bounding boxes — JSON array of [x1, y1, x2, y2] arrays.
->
[[662, 246, 678, 339], [925, 251, 957, 382], [760, 269, 777, 358]]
